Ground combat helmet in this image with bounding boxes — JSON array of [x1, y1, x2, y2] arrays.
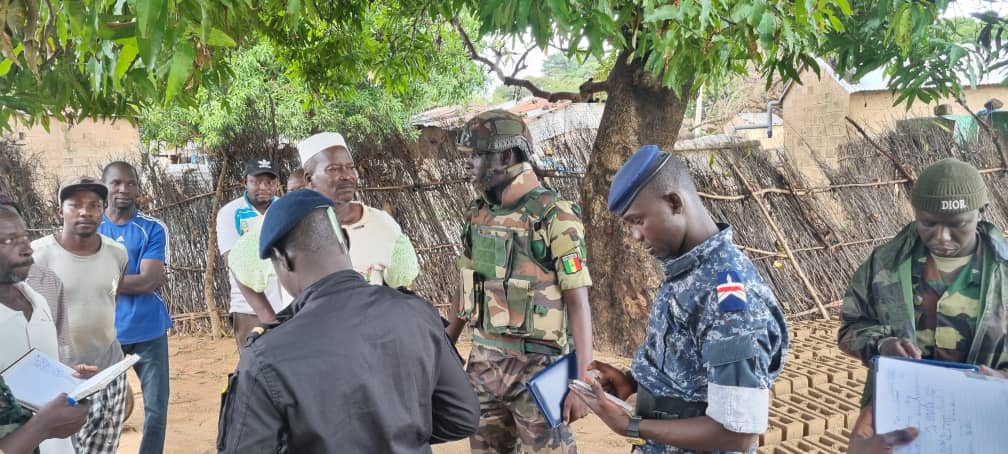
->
[[457, 110, 536, 160]]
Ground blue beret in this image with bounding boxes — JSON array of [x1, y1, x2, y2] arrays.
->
[[607, 145, 671, 215], [259, 189, 337, 259]]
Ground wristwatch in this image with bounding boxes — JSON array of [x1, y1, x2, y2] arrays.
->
[[626, 416, 646, 446]]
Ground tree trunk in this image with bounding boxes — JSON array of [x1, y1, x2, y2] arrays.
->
[[582, 49, 692, 355]]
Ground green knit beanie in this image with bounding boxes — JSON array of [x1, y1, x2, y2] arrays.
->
[[911, 158, 988, 214]]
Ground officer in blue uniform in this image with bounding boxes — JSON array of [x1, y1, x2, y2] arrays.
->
[[568, 145, 789, 454]]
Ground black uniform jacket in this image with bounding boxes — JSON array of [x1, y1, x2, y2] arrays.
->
[[217, 270, 479, 453]]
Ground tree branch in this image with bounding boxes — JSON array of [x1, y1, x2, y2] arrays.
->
[[845, 116, 917, 183], [510, 45, 536, 78], [452, 18, 608, 102]]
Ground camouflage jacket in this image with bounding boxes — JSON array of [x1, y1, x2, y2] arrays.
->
[[838, 221, 1008, 371], [0, 376, 36, 454]]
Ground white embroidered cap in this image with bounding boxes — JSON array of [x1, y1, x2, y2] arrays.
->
[[297, 132, 352, 166]]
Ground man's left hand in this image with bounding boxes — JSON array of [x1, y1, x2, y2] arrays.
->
[[978, 366, 1008, 379], [562, 392, 590, 424], [569, 376, 631, 434]]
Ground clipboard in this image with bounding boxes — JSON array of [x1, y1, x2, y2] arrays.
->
[[872, 355, 1006, 453], [871, 355, 980, 432], [1, 348, 139, 411], [525, 352, 577, 428]]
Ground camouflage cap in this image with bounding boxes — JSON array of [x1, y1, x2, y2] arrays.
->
[[457, 110, 534, 157]]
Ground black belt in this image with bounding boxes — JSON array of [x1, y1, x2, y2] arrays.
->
[[636, 386, 708, 420]]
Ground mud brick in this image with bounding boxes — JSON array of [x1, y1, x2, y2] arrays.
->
[[784, 393, 846, 431], [807, 385, 864, 428], [760, 424, 784, 446], [787, 343, 818, 361], [805, 359, 859, 385], [785, 363, 829, 388], [772, 374, 793, 397], [816, 355, 869, 381], [807, 334, 840, 350], [818, 429, 852, 452], [771, 400, 828, 437], [766, 442, 812, 454], [832, 378, 869, 397], [768, 406, 807, 442], [789, 326, 814, 340], [778, 368, 808, 393]]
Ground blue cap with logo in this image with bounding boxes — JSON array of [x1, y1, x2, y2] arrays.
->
[[259, 189, 337, 259], [607, 145, 671, 215]]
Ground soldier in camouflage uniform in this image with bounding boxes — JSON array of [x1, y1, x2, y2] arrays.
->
[[569, 145, 788, 454], [445, 110, 594, 453], [0, 376, 89, 453], [838, 158, 1008, 438]]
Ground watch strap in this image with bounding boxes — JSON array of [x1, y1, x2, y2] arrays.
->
[[626, 416, 645, 445]]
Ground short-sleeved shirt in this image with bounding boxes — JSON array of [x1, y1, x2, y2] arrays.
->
[[227, 223, 291, 313], [630, 225, 788, 454], [99, 210, 173, 344], [343, 202, 419, 287], [216, 193, 279, 315], [31, 234, 128, 369], [0, 283, 76, 454], [25, 265, 71, 363]]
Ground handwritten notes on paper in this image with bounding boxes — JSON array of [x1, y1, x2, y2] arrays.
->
[[874, 356, 1008, 454], [1, 349, 140, 411]]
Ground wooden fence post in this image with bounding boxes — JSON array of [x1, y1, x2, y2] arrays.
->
[[727, 160, 831, 320], [202, 155, 229, 339]]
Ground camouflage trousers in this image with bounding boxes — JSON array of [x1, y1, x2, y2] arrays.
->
[[466, 343, 577, 454]]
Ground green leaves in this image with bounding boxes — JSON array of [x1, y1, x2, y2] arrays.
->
[[165, 40, 195, 101]]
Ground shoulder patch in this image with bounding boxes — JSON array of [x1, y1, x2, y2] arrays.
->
[[716, 271, 748, 312], [561, 251, 584, 274]]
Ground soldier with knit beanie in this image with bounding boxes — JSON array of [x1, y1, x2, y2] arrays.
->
[[838, 158, 1008, 443]]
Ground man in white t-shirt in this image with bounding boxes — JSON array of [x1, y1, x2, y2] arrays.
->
[[0, 204, 93, 454], [296, 132, 420, 288], [31, 177, 128, 454], [215, 158, 287, 351]]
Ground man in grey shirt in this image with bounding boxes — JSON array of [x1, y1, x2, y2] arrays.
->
[[31, 177, 128, 454], [216, 190, 479, 454]]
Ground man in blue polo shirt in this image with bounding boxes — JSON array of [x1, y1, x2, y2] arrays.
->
[[99, 161, 171, 454]]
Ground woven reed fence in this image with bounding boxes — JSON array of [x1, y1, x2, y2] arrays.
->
[[4, 117, 1006, 338]]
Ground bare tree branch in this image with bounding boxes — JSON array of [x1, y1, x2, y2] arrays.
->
[[510, 45, 536, 78], [452, 18, 608, 102]]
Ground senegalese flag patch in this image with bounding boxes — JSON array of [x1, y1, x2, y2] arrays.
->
[[561, 252, 583, 274]]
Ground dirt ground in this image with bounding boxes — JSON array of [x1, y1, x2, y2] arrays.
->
[[116, 335, 634, 454]]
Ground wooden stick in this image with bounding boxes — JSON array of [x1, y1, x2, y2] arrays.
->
[[747, 236, 895, 260], [147, 184, 242, 214], [845, 117, 917, 183], [362, 178, 470, 192], [790, 300, 844, 318], [202, 158, 228, 339], [728, 159, 831, 320]]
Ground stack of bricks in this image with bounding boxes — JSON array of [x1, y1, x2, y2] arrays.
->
[[757, 320, 866, 453]]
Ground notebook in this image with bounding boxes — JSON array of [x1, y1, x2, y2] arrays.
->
[[526, 352, 578, 428], [1, 348, 140, 411], [873, 355, 1008, 453]]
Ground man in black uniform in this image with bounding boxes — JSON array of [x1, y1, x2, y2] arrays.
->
[[216, 190, 479, 454]]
